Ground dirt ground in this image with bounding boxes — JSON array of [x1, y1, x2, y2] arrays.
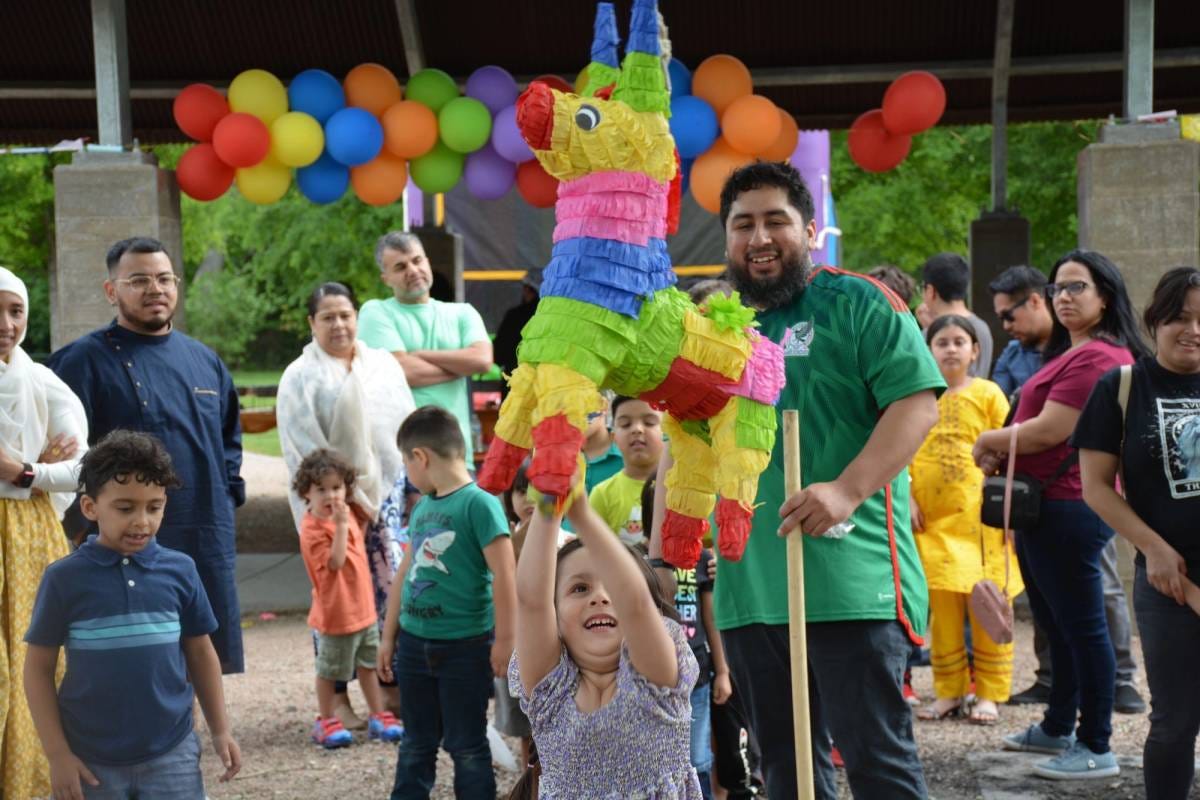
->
[[197, 610, 1197, 800]]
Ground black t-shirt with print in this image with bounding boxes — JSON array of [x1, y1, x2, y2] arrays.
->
[[1072, 357, 1200, 567], [674, 549, 714, 685]]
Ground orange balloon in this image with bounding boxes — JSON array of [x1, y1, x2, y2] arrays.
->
[[351, 152, 408, 206], [344, 63, 403, 117], [692, 55, 753, 116], [382, 100, 439, 159], [722, 95, 781, 155], [758, 108, 800, 161], [689, 137, 754, 215]]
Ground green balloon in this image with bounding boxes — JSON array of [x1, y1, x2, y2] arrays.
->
[[405, 68, 460, 113], [439, 97, 493, 154], [410, 141, 465, 193]]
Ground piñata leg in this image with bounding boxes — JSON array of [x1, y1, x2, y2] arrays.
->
[[477, 363, 537, 494], [528, 363, 602, 498], [660, 414, 720, 568], [710, 396, 776, 562]]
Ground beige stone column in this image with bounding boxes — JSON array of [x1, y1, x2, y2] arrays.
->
[[51, 150, 184, 350]]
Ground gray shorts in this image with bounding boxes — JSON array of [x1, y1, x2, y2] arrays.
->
[[493, 676, 531, 738], [316, 625, 380, 681]]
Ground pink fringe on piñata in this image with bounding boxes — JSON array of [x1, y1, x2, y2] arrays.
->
[[726, 331, 786, 406], [553, 171, 669, 246]]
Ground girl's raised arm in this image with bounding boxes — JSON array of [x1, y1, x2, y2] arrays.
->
[[515, 503, 565, 697], [565, 494, 677, 688]]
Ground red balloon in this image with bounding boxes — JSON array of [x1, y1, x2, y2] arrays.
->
[[176, 143, 235, 201], [882, 71, 946, 135], [211, 112, 271, 168], [173, 84, 230, 142], [532, 74, 573, 94], [516, 160, 559, 208], [847, 109, 912, 173]]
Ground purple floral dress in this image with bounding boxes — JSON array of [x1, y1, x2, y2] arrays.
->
[[509, 617, 702, 799]]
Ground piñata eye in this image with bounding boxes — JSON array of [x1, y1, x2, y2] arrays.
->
[[575, 105, 601, 131]]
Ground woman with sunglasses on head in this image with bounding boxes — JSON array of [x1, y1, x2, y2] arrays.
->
[[1073, 267, 1200, 800], [973, 250, 1151, 781]]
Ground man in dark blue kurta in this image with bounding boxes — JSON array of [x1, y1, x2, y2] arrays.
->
[[47, 237, 245, 673]]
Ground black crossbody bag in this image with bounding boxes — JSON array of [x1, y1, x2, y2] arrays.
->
[[980, 422, 1078, 531]]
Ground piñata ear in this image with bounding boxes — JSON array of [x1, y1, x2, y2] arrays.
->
[[612, 0, 669, 115], [584, 2, 622, 98]]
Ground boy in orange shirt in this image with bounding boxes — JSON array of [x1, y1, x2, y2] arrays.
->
[[295, 449, 404, 748]]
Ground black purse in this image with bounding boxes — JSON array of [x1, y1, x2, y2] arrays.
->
[[981, 422, 1078, 531]]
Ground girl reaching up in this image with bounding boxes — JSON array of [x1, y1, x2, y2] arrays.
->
[[507, 486, 701, 798]]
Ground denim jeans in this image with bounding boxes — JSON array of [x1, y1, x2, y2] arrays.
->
[[1135, 562, 1200, 800], [1014, 498, 1116, 752], [689, 681, 713, 797], [83, 731, 205, 799], [390, 630, 495, 800], [723, 621, 927, 800]]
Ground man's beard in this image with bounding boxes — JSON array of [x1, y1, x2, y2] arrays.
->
[[726, 252, 813, 310], [117, 297, 173, 332]]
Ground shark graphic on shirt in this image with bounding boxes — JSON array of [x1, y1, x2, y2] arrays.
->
[[408, 529, 456, 582]]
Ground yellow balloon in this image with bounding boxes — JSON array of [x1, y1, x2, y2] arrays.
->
[[236, 157, 291, 204], [228, 69, 288, 125], [270, 112, 324, 167]]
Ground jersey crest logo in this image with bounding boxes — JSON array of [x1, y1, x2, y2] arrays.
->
[[781, 321, 814, 357]]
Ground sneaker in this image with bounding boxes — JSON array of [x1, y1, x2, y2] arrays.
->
[[1113, 683, 1147, 714], [312, 716, 354, 749], [1032, 741, 1120, 780], [1002, 723, 1075, 755], [902, 670, 921, 707], [1007, 682, 1052, 706], [368, 711, 405, 742]]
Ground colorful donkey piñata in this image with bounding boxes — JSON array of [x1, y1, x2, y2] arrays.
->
[[477, 0, 785, 569]]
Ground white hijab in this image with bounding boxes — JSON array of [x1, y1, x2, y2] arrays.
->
[[0, 267, 89, 516], [277, 338, 415, 532]]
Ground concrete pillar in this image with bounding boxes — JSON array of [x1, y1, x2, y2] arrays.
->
[[1078, 132, 1200, 315], [51, 150, 185, 350]]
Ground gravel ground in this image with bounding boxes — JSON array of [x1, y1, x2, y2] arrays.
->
[[199, 610, 1199, 800]]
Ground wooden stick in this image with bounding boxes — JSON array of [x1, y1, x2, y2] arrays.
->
[[783, 410, 815, 797]]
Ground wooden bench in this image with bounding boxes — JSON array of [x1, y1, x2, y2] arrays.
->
[[237, 386, 278, 434]]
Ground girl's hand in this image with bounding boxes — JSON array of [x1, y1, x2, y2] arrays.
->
[[712, 669, 733, 705], [212, 732, 242, 781], [1145, 540, 1188, 605], [909, 497, 925, 533], [40, 434, 79, 464], [48, 751, 99, 800]]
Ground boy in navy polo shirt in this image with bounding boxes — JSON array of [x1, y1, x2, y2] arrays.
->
[[24, 430, 241, 799]]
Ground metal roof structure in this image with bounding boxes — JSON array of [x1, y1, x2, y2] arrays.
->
[[1, 0, 1198, 144]]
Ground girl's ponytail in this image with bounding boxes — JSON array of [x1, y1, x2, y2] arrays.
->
[[506, 740, 540, 800]]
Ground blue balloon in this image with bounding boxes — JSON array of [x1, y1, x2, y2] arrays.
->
[[296, 152, 349, 204], [288, 69, 346, 124], [668, 58, 691, 98], [324, 107, 383, 167], [669, 95, 719, 159]]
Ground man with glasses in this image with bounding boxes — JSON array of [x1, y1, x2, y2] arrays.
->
[[46, 237, 246, 675], [986, 264, 1144, 714]]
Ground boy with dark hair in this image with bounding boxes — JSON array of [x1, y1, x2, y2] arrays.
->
[[919, 252, 994, 376], [379, 405, 516, 800], [294, 448, 404, 748], [589, 395, 664, 548], [24, 430, 240, 798]]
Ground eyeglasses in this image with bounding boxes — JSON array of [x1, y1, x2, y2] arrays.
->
[[1044, 280, 1092, 300], [115, 274, 182, 293], [998, 294, 1032, 324]]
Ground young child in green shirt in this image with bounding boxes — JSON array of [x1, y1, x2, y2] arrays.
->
[[588, 396, 664, 549]]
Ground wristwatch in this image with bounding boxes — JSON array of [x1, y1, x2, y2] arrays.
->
[[12, 463, 34, 489]]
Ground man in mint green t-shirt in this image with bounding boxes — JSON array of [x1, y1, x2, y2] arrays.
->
[[711, 163, 944, 800], [358, 231, 493, 464]]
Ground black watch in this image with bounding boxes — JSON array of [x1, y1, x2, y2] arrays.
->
[[13, 462, 35, 489]]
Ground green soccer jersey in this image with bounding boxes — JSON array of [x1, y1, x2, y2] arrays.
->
[[713, 268, 945, 639], [401, 482, 509, 640]]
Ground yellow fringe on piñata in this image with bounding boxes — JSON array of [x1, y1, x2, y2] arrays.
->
[[530, 363, 605, 434], [538, 89, 675, 184], [710, 399, 771, 507], [494, 363, 537, 449], [679, 310, 752, 382], [663, 415, 719, 519]]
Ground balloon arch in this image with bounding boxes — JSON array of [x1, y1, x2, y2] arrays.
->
[[172, 58, 945, 211]]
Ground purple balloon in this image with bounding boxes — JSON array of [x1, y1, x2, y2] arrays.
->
[[465, 66, 519, 116], [492, 104, 533, 164], [464, 144, 517, 200]]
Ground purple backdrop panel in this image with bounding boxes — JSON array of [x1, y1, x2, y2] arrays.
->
[[789, 130, 831, 265], [407, 179, 424, 229]]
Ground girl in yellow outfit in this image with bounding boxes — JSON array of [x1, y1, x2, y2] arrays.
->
[[910, 315, 1021, 726]]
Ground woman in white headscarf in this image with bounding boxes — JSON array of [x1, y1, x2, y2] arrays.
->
[[0, 266, 87, 798], [276, 282, 416, 721]]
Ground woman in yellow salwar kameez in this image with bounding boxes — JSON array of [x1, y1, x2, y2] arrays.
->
[[910, 315, 1021, 726], [0, 267, 86, 797]]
